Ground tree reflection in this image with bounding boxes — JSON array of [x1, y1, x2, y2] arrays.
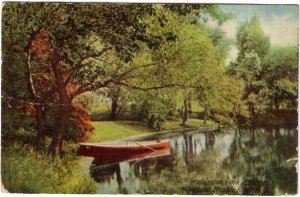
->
[[89, 127, 297, 195], [222, 127, 297, 195]]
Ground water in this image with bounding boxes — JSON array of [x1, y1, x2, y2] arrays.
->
[[86, 127, 297, 195]]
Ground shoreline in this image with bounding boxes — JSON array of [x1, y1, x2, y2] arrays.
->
[[114, 126, 219, 142]]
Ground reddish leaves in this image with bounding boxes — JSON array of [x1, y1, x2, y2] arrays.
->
[[31, 30, 53, 57], [68, 104, 94, 142], [16, 103, 36, 118]]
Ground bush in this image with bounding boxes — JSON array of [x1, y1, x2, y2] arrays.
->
[[146, 114, 166, 131], [65, 104, 94, 142], [40, 101, 94, 143], [1, 142, 96, 193], [131, 93, 176, 130]]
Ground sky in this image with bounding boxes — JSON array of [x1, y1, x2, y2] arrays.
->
[[218, 4, 299, 65]]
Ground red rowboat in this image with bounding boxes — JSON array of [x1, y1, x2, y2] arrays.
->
[[92, 147, 171, 166], [79, 139, 170, 156]]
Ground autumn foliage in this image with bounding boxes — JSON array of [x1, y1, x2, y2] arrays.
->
[[29, 30, 94, 142], [67, 104, 94, 142], [31, 30, 53, 57], [16, 103, 36, 118]]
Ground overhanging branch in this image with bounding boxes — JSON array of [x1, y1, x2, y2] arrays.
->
[[64, 47, 112, 86], [113, 81, 198, 91]]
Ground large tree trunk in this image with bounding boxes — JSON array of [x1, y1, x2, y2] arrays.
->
[[48, 97, 70, 156], [48, 49, 71, 156]]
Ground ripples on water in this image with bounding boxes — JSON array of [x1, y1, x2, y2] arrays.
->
[[87, 127, 297, 195]]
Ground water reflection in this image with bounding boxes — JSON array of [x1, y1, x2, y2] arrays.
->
[[89, 127, 297, 195]]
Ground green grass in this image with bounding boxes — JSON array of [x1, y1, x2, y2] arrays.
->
[[89, 121, 154, 142], [191, 101, 204, 113], [89, 119, 218, 143], [1, 139, 96, 193]]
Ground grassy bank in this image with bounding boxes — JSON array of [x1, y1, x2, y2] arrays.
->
[[1, 129, 96, 194], [2, 118, 217, 193], [88, 121, 154, 142], [89, 118, 218, 142]]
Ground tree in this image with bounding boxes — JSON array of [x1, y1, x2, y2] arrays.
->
[[130, 90, 177, 130], [1, 3, 51, 140], [2, 3, 157, 155], [236, 16, 270, 61], [233, 15, 270, 116], [261, 46, 298, 110], [139, 6, 244, 127], [2, 3, 232, 155], [107, 87, 129, 120]]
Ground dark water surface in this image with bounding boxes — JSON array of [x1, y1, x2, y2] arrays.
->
[[87, 127, 297, 195]]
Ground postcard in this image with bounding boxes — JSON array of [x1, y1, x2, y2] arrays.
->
[[1, 1, 298, 195]]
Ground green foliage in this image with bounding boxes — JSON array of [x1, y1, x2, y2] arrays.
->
[[125, 6, 219, 88], [134, 6, 243, 127], [1, 140, 96, 193], [1, 3, 34, 133], [197, 76, 248, 126], [235, 16, 270, 89], [164, 118, 218, 129], [74, 92, 98, 112], [237, 16, 270, 61], [165, 4, 233, 25], [261, 46, 298, 110], [234, 16, 270, 111], [229, 14, 297, 126], [90, 103, 111, 121], [131, 91, 177, 130], [1, 104, 34, 136], [230, 15, 272, 117]]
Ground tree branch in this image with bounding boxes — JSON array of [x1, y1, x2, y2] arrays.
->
[[113, 81, 197, 91], [113, 62, 157, 80], [26, 49, 38, 100], [64, 47, 112, 86], [68, 61, 157, 98], [26, 27, 45, 101], [70, 78, 114, 99], [27, 48, 57, 103]]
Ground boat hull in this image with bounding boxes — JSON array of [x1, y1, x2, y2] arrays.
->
[[79, 139, 170, 157], [92, 147, 171, 166]]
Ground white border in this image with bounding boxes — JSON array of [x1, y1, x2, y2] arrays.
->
[[0, 1, 299, 197]]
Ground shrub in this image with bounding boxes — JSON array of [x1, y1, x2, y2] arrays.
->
[[131, 93, 176, 130], [65, 104, 94, 142]]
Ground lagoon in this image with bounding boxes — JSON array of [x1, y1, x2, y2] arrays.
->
[[85, 127, 297, 195]]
